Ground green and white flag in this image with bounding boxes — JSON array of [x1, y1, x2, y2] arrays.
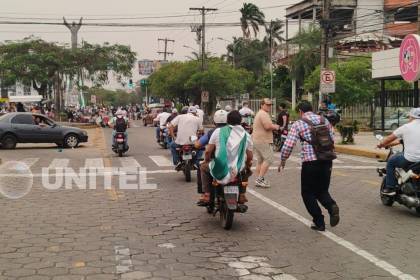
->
[[210, 125, 249, 185]]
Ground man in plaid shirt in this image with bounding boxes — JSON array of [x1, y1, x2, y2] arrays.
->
[[279, 101, 340, 231]]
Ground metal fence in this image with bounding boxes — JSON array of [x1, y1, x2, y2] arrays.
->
[[218, 98, 277, 117]]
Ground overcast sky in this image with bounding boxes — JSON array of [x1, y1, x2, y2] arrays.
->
[[0, 0, 302, 88]]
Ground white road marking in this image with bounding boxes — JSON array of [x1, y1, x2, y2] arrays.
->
[[20, 158, 39, 167], [248, 189, 416, 280], [48, 159, 70, 169], [114, 245, 133, 274], [84, 158, 104, 169], [119, 157, 141, 168], [149, 155, 173, 167]]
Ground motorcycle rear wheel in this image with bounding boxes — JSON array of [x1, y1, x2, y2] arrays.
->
[[380, 178, 394, 207], [220, 201, 234, 230], [184, 164, 191, 182], [118, 150, 123, 157]]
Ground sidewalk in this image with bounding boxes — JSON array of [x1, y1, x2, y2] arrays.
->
[[335, 131, 389, 160]]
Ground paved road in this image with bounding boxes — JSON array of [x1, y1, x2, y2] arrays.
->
[[0, 123, 419, 280]]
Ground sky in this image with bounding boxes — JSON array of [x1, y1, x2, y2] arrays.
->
[[0, 0, 302, 89]]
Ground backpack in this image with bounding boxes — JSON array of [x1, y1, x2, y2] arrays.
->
[[115, 117, 127, 132], [301, 116, 336, 161]]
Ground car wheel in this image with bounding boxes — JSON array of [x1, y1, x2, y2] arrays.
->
[[64, 134, 79, 148], [1, 134, 17, 149], [390, 123, 399, 130]]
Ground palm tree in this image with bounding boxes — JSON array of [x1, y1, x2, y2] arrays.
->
[[264, 19, 284, 48], [240, 3, 265, 39]]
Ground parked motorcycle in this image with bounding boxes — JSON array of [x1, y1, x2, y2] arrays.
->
[[273, 129, 288, 152], [376, 135, 420, 213], [112, 132, 129, 157], [205, 177, 248, 230], [176, 135, 199, 182]]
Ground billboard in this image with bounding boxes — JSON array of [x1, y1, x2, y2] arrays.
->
[[138, 60, 169, 76]]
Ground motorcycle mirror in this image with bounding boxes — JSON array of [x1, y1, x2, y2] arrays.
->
[[375, 134, 384, 141], [190, 135, 198, 142]]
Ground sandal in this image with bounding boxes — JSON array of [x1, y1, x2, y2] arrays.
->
[[197, 193, 210, 206]]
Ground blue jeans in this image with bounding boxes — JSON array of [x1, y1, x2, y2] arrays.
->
[[386, 154, 413, 188], [170, 142, 180, 165], [156, 127, 161, 141]]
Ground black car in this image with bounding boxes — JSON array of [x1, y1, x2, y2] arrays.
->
[[0, 112, 88, 149]]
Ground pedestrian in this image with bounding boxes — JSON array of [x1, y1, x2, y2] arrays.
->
[[279, 101, 339, 231], [252, 98, 280, 188]]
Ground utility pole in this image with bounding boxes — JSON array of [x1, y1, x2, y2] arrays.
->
[[189, 6, 218, 71], [270, 20, 274, 102], [157, 38, 175, 61], [319, 0, 331, 108]]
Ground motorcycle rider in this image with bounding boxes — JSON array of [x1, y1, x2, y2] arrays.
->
[[109, 110, 129, 149], [377, 108, 420, 195], [169, 106, 203, 170], [154, 108, 171, 142], [195, 109, 228, 205], [203, 110, 253, 205], [239, 101, 254, 117], [276, 103, 289, 132], [195, 105, 204, 125]]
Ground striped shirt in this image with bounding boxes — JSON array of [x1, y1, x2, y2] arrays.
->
[[280, 112, 334, 162]]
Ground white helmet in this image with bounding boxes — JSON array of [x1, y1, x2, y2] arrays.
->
[[213, 110, 228, 124]]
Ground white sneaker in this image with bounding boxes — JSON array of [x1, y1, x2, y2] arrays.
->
[[256, 178, 270, 188]]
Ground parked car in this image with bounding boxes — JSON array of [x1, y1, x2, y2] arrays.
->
[[0, 112, 88, 149], [143, 107, 163, 127], [375, 111, 410, 130]]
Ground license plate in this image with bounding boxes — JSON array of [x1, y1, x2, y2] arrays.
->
[[117, 139, 124, 143], [225, 186, 239, 195], [183, 154, 192, 160]]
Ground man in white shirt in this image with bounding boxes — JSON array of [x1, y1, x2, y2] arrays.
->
[[239, 101, 254, 117], [377, 108, 420, 195], [195, 105, 204, 125], [169, 106, 203, 167], [154, 108, 171, 142]]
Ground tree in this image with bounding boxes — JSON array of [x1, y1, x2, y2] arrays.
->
[[149, 59, 254, 109], [0, 37, 136, 108], [264, 19, 284, 49], [289, 24, 322, 83], [240, 3, 266, 39], [304, 58, 378, 107]]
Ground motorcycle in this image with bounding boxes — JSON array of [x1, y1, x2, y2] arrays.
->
[[205, 177, 248, 230], [376, 135, 420, 213], [113, 132, 129, 157], [176, 135, 199, 182], [158, 128, 169, 149], [241, 114, 253, 134], [273, 129, 288, 152]]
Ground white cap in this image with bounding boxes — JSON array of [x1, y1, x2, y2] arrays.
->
[[409, 108, 420, 119], [194, 105, 200, 109], [172, 108, 178, 113], [188, 106, 197, 114], [213, 110, 228, 124]]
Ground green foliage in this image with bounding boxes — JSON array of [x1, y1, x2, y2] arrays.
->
[[86, 87, 141, 106], [289, 25, 322, 82], [0, 37, 137, 97], [148, 58, 254, 105], [253, 65, 292, 101], [240, 3, 266, 39], [304, 57, 378, 107]]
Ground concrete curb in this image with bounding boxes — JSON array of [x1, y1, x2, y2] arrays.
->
[[57, 123, 98, 129], [335, 145, 387, 161]]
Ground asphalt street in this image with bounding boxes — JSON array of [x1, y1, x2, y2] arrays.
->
[[0, 122, 419, 280]]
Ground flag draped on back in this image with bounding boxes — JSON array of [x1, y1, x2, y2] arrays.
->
[[210, 125, 248, 184]]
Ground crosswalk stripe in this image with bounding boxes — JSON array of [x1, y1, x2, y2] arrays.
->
[[84, 158, 104, 168], [119, 157, 141, 168], [48, 159, 70, 169], [20, 158, 39, 167], [149, 156, 173, 167]]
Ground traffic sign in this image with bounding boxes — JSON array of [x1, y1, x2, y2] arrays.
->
[[399, 34, 420, 82], [90, 95, 96, 104], [320, 70, 336, 94], [201, 91, 209, 103]]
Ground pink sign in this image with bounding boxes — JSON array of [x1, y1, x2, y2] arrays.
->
[[399, 34, 420, 82]]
